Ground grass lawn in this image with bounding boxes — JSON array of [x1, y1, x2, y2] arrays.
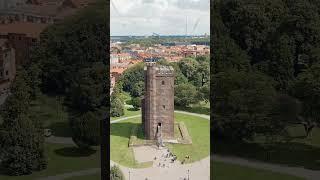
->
[[111, 106, 141, 121], [214, 126, 320, 170], [167, 113, 210, 162], [0, 143, 100, 180], [110, 112, 210, 167], [213, 161, 305, 180], [30, 94, 72, 137], [65, 173, 101, 180]]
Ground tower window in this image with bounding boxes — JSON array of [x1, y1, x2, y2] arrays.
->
[[162, 80, 165, 85], [163, 105, 165, 109]]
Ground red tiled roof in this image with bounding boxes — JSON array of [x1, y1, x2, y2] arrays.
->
[[110, 68, 125, 74]]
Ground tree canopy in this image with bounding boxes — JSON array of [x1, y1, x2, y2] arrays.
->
[[213, 0, 320, 140]]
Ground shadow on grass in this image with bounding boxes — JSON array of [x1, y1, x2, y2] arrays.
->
[[49, 122, 72, 137], [214, 140, 320, 170], [54, 147, 96, 157], [127, 107, 140, 111]]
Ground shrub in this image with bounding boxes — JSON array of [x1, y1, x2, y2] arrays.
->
[[110, 165, 125, 180]]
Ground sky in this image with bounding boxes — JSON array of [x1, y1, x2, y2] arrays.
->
[[110, 0, 210, 36]]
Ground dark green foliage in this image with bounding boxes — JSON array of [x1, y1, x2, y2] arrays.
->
[[116, 56, 209, 108], [29, 1, 108, 149], [71, 111, 101, 149], [110, 165, 125, 180], [35, 1, 108, 95], [199, 83, 210, 103], [179, 58, 199, 80], [213, 0, 320, 139], [120, 63, 144, 94], [110, 97, 124, 117], [68, 63, 108, 112], [291, 63, 320, 126], [131, 81, 144, 97], [131, 97, 141, 110], [256, 34, 296, 91], [0, 70, 47, 175], [212, 70, 277, 140], [174, 83, 199, 107]]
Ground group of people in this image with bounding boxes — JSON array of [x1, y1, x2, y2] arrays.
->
[[154, 148, 191, 169], [155, 149, 177, 168]]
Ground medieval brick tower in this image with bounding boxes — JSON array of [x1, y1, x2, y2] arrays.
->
[[142, 62, 175, 140]]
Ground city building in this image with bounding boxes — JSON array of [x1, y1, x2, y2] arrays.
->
[[0, 39, 15, 102], [0, 22, 47, 65], [0, 0, 95, 24]]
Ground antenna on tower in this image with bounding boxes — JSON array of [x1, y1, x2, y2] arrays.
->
[[185, 16, 188, 38]]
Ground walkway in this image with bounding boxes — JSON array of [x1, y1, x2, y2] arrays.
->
[[45, 136, 75, 145], [110, 115, 141, 124], [110, 157, 210, 180]]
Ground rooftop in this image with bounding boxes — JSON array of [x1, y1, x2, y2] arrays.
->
[[156, 65, 174, 74]]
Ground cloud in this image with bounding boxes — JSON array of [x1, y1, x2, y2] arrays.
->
[[110, 0, 210, 36]]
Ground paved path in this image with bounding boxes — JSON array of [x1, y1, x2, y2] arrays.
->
[[213, 155, 320, 180], [110, 115, 141, 124], [110, 156, 210, 180], [174, 110, 210, 120], [45, 136, 75, 145]]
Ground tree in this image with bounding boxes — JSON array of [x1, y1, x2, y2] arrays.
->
[[68, 63, 108, 112], [0, 70, 47, 175], [178, 58, 199, 80], [34, 0, 108, 95], [199, 83, 210, 103], [110, 165, 125, 180], [174, 83, 199, 107], [131, 97, 141, 110], [71, 111, 101, 149], [260, 34, 296, 91], [291, 63, 320, 137], [220, 0, 287, 55], [212, 15, 250, 73], [110, 97, 124, 117], [130, 81, 144, 97], [211, 69, 285, 140], [119, 63, 144, 94]]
